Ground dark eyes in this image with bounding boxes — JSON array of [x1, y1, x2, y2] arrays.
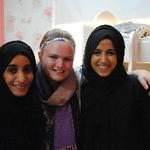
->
[[6, 65, 33, 74], [93, 49, 116, 56], [24, 65, 33, 73], [6, 66, 17, 73]]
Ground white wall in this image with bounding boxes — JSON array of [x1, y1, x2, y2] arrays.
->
[[4, 0, 150, 65], [4, 0, 53, 60], [54, 0, 150, 24]]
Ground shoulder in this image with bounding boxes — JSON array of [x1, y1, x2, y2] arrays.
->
[[127, 74, 149, 98], [126, 74, 142, 92], [127, 74, 138, 82], [127, 74, 142, 87]]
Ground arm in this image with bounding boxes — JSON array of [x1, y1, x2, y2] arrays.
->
[[129, 69, 150, 95], [138, 84, 150, 149]]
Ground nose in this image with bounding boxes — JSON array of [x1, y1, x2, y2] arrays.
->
[[56, 58, 64, 67], [100, 52, 108, 63], [17, 71, 26, 83]]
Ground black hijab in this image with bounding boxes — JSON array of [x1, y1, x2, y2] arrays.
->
[[81, 25, 128, 125], [80, 24, 128, 150], [0, 41, 47, 150], [0, 40, 37, 102], [82, 24, 127, 98]]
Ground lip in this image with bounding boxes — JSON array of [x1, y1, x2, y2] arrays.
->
[[53, 72, 65, 77], [52, 68, 65, 74], [12, 84, 30, 89], [97, 64, 110, 69], [54, 70, 64, 73]]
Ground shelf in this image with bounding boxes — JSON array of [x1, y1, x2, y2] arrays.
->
[[124, 62, 150, 71]]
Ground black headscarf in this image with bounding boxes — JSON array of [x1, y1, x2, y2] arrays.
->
[[82, 24, 127, 98], [81, 24, 128, 125], [80, 24, 128, 150], [0, 40, 37, 100], [0, 41, 47, 150]]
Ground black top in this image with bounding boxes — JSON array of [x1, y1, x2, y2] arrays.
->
[[81, 75, 150, 150], [80, 25, 150, 150], [0, 41, 47, 150]]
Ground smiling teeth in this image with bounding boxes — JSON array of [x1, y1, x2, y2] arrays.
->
[[13, 84, 28, 88], [100, 66, 108, 69], [98, 65, 109, 69]]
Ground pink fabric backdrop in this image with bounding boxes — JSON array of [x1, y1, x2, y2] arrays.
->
[[0, 0, 4, 45]]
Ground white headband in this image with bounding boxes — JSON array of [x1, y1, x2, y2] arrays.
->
[[40, 37, 75, 49]]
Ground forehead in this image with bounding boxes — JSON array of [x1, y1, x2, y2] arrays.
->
[[9, 54, 31, 65], [43, 41, 75, 56], [96, 39, 114, 49]]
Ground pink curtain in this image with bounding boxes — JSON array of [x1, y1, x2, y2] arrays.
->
[[0, 0, 4, 45]]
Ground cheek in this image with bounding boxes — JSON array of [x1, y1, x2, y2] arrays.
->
[[3, 73, 12, 85], [28, 73, 34, 82], [91, 56, 97, 67], [65, 62, 73, 70], [111, 56, 117, 68], [42, 57, 55, 67]]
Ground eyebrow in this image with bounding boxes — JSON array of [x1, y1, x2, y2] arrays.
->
[[7, 64, 17, 67], [7, 64, 32, 67], [95, 48, 115, 50]]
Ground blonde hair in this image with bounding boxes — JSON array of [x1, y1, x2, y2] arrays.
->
[[39, 28, 75, 50]]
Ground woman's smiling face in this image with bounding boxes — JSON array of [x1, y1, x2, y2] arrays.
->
[[91, 39, 117, 77], [3, 54, 34, 96]]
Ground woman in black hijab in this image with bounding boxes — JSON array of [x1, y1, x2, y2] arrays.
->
[[80, 25, 150, 150], [0, 40, 47, 150]]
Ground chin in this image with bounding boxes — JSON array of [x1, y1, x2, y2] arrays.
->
[[11, 89, 28, 97], [98, 72, 110, 77], [13, 93, 27, 97]]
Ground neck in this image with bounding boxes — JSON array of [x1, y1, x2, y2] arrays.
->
[[48, 78, 61, 90]]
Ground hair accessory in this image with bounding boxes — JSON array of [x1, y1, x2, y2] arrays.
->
[[40, 37, 75, 49]]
